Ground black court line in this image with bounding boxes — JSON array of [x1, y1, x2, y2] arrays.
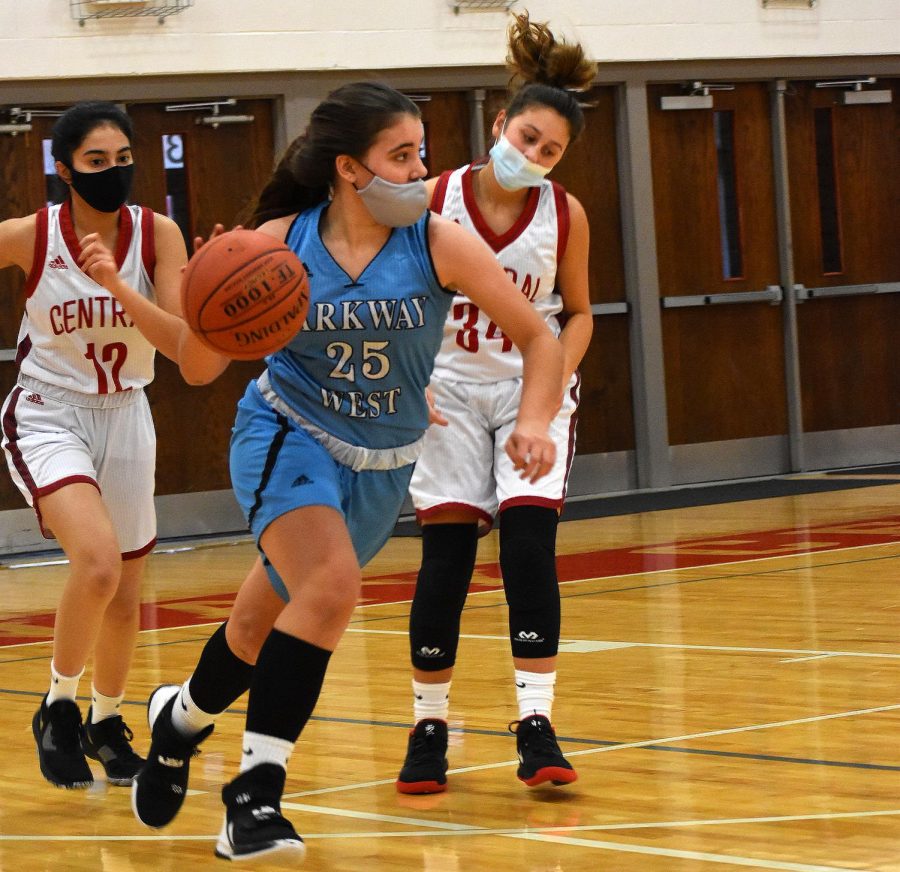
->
[[0, 686, 895, 774]]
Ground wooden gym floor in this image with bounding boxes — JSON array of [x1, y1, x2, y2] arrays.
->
[[0, 477, 898, 870]]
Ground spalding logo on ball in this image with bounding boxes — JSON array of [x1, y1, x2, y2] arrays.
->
[[181, 229, 310, 360]]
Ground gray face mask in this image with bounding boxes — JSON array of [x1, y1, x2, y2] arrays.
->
[[354, 167, 428, 227]]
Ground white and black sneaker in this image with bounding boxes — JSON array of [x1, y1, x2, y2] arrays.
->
[[32, 695, 93, 789], [215, 763, 306, 864], [83, 708, 144, 786], [131, 684, 213, 828]]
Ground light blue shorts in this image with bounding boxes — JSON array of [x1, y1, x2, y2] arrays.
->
[[230, 381, 414, 601]]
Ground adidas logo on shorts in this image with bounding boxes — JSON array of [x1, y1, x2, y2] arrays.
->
[[48, 255, 68, 270], [24, 393, 44, 405]]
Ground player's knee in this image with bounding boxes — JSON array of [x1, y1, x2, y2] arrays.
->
[[410, 523, 477, 671], [499, 506, 561, 658], [226, 610, 269, 664], [74, 550, 124, 604], [309, 563, 362, 625]]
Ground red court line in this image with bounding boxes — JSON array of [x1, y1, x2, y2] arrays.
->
[[2, 515, 898, 647]]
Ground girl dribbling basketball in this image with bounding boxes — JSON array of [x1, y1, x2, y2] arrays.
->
[[131, 81, 564, 864]]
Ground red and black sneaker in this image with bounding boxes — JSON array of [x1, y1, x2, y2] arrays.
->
[[510, 715, 577, 787], [396, 718, 449, 794]]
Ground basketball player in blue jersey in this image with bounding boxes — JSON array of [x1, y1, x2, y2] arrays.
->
[[396, 13, 597, 794], [0, 103, 221, 792], [131, 82, 564, 864]]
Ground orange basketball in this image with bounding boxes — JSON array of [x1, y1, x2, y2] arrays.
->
[[181, 229, 309, 360]]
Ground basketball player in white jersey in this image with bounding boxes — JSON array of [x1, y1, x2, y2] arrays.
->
[[0, 102, 223, 790], [397, 13, 597, 793]]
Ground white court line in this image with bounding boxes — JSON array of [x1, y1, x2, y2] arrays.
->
[[285, 701, 900, 797], [4, 809, 895, 870], [2, 540, 897, 652], [506, 833, 851, 871]]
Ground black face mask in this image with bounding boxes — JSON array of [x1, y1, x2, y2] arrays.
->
[[68, 164, 135, 213]]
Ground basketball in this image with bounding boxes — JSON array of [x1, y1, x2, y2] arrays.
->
[[181, 229, 310, 360]]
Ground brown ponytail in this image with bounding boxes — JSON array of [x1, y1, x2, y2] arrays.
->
[[503, 11, 597, 141]]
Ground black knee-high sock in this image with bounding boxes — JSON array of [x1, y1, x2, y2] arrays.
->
[[245, 628, 332, 743], [187, 622, 254, 715]]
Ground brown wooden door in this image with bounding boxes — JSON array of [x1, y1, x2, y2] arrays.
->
[[784, 80, 900, 435], [483, 87, 632, 455], [0, 115, 66, 510], [126, 100, 277, 496], [417, 91, 472, 177], [648, 82, 785, 448], [0, 101, 277, 509]]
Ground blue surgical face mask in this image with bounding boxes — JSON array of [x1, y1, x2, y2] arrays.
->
[[354, 164, 428, 227], [488, 132, 551, 191]]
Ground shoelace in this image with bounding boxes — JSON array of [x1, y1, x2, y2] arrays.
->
[[94, 717, 140, 760], [408, 731, 442, 763], [508, 719, 562, 755]]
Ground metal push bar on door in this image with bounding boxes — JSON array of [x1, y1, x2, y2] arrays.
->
[[660, 285, 783, 308]]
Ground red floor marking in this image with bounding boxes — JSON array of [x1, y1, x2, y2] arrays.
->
[[2, 516, 898, 647]]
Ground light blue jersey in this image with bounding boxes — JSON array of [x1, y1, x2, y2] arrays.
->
[[230, 202, 452, 597], [267, 201, 450, 449]]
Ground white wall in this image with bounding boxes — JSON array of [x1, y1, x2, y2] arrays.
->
[[0, 1, 897, 82]]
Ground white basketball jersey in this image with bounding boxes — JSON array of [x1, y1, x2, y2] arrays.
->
[[429, 162, 569, 384], [16, 201, 157, 395]]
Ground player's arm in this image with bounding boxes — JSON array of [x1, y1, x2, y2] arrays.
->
[[78, 214, 228, 384], [0, 216, 37, 272], [428, 215, 563, 483], [555, 194, 593, 393]]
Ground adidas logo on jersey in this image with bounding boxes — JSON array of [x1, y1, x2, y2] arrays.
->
[[48, 255, 68, 270], [24, 393, 44, 405]]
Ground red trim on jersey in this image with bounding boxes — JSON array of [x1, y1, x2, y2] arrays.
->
[[1, 387, 38, 499], [140, 207, 156, 284], [499, 496, 563, 513], [416, 502, 494, 536], [23, 209, 49, 299], [35, 475, 100, 500], [123, 537, 156, 561], [59, 200, 134, 273], [430, 171, 452, 213], [551, 181, 570, 265], [113, 205, 133, 268], [15, 334, 32, 368], [560, 372, 581, 503], [461, 164, 540, 253]]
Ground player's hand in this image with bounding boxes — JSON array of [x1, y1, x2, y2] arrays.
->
[[78, 233, 121, 292], [505, 425, 556, 483], [191, 223, 241, 256], [426, 385, 448, 427]]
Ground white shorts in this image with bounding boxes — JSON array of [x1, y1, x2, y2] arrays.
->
[[409, 374, 579, 531], [1, 377, 157, 558]]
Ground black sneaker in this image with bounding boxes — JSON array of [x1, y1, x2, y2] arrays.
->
[[83, 708, 145, 786], [215, 763, 306, 864], [395, 718, 449, 795], [510, 715, 577, 787], [131, 684, 213, 828], [32, 696, 93, 789]]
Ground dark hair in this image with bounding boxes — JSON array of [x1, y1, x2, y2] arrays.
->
[[247, 82, 420, 229], [504, 11, 597, 142], [51, 101, 133, 167]]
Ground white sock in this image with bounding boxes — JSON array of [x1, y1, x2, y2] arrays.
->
[[170, 680, 217, 739], [46, 662, 83, 706], [90, 686, 124, 723], [413, 679, 450, 723], [514, 669, 555, 721], [239, 730, 294, 774]]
